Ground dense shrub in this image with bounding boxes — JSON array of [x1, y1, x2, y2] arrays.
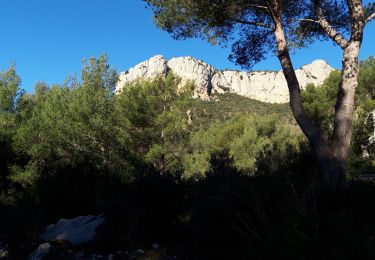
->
[[0, 56, 375, 259]]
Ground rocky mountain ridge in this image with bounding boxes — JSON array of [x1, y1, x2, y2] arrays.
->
[[116, 55, 335, 103]]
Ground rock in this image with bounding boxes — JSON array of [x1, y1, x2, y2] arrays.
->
[[370, 109, 375, 145], [168, 56, 216, 100], [362, 109, 375, 157], [187, 110, 193, 125], [40, 214, 105, 246], [0, 243, 9, 259], [116, 55, 335, 104], [28, 243, 54, 260], [0, 249, 8, 260], [117, 55, 167, 85]]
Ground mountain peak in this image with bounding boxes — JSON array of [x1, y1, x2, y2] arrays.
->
[[117, 56, 335, 103]]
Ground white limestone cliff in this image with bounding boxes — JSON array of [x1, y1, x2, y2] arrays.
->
[[117, 55, 167, 83], [116, 55, 335, 103]]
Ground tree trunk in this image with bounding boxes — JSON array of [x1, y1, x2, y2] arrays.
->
[[327, 0, 365, 186], [272, 2, 343, 188], [328, 41, 361, 186], [267, 0, 366, 188]]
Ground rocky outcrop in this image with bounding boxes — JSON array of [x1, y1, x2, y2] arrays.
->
[[116, 55, 335, 103], [40, 215, 105, 246], [118, 55, 168, 84]]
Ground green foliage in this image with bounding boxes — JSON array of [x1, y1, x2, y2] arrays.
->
[[114, 73, 298, 178], [0, 65, 22, 194], [144, 0, 351, 69], [145, 109, 190, 173], [187, 92, 293, 129], [4, 55, 375, 191], [0, 65, 22, 170], [183, 114, 302, 178], [302, 57, 375, 176], [301, 71, 340, 135], [358, 56, 375, 101], [11, 55, 133, 186], [0, 64, 22, 113], [0, 59, 304, 190], [2, 55, 375, 259], [115, 73, 192, 174]]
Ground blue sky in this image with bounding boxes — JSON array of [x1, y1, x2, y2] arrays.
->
[[0, 0, 374, 92]]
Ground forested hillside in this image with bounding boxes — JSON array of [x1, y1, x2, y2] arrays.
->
[[0, 55, 374, 259]]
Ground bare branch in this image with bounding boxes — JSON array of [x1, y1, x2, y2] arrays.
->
[[311, 1, 349, 49], [232, 18, 275, 30], [262, 0, 277, 24], [300, 18, 319, 23], [365, 12, 375, 24], [317, 19, 348, 49], [247, 4, 269, 12]]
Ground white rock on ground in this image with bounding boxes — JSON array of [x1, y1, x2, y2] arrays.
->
[[0, 242, 9, 259], [116, 55, 335, 104], [0, 249, 8, 260], [28, 243, 54, 260], [40, 215, 105, 246]]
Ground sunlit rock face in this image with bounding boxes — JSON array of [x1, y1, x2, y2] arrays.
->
[[116, 55, 335, 103], [167, 56, 216, 100], [117, 55, 167, 83]]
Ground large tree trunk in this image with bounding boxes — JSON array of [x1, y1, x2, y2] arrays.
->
[[273, 18, 337, 185], [273, 0, 363, 189], [267, 0, 367, 188], [329, 41, 361, 186], [327, 0, 365, 186]]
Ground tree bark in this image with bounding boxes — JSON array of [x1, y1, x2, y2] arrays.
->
[[273, 0, 361, 189], [328, 41, 361, 185], [329, 0, 365, 186], [263, 0, 367, 188], [273, 29, 339, 186]]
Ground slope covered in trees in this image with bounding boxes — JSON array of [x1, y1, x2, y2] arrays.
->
[[0, 55, 374, 258]]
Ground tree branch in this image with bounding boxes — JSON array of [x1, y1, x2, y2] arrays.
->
[[246, 4, 269, 12], [365, 12, 375, 24], [300, 18, 319, 23], [263, 0, 277, 24], [304, 1, 350, 49], [317, 19, 349, 49], [232, 18, 275, 30]]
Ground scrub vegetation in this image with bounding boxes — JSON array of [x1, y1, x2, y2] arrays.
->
[[0, 55, 374, 258]]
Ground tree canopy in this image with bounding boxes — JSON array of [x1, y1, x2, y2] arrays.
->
[[145, 0, 373, 68], [145, 0, 375, 187]]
